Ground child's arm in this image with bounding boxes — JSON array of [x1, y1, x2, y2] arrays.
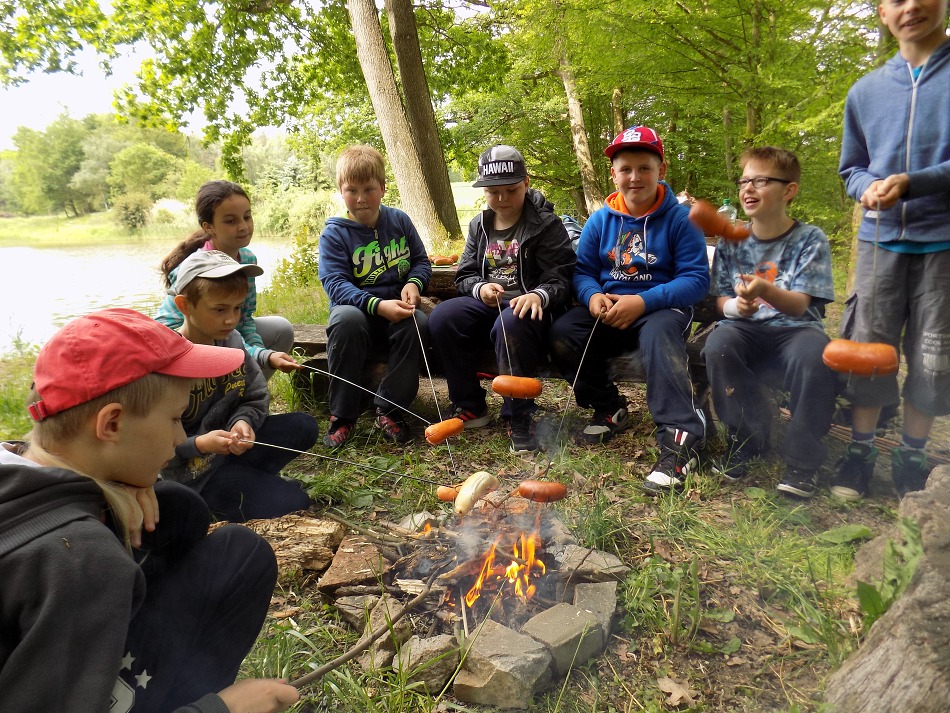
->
[[734, 275, 811, 317], [318, 225, 381, 313], [524, 218, 576, 312], [455, 218, 485, 298], [403, 215, 431, 299], [225, 355, 270, 435], [637, 212, 709, 314], [573, 214, 610, 307]]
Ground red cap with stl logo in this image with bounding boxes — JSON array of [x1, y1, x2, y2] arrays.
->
[[604, 126, 664, 161], [28, 308, 245, 421]]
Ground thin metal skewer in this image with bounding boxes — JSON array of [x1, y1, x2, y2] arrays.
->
[[238, 438, 449, 488], [541, 312, 602, 476], [411, 310, 459, 476], [297, 362, 431, 425]]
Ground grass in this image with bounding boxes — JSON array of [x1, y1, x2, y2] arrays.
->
[[0, 199, 887, 711]]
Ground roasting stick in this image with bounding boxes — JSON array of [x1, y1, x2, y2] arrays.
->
[[540, 312, 603, 477], [296, 363, 432, 426], [236, 439, 449, 489], [411, 310, 459, 477], [290, 569, 442, 689]]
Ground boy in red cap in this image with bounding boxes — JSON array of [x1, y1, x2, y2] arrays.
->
[[0, 308, 298, 712], [549, 126, 710, 494]]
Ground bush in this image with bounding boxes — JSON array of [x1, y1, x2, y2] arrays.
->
[[254, 187, 337, 239], [113, 193, 154, 233]]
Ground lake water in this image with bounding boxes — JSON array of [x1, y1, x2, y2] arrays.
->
[[1, 237, 293, 354]]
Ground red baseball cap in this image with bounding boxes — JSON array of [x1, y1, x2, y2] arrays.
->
[[604, 126, 664, 161], [28, 308, 245, 421]]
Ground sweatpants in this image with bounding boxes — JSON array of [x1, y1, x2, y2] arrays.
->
[[126, 481, 277, 713], [428, 296, 551, 419], [703, 321, 835, 471], [549, 305, 705, 441], [199, 412, 317, 522], [256, 315, 295, 381], [326, 305, 428, 420]]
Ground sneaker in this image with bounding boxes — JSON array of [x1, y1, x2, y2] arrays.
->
[[375, 408, 412, 444], [323, 416, 355, 449], [777, 466, 817, 498], [830, 442, 878, 501], [891, 447, 930, 498], [643, 430, 701, 494], [450, 405, 492, 429], [710, 436, 759, 483], [507, 416, 539, 455], [582, 402, 629, 444]]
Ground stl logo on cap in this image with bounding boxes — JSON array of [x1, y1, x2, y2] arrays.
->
[[604, 126, 664, 161]]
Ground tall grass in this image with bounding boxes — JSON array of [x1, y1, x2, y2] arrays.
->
[[0, 336, 38, 439]]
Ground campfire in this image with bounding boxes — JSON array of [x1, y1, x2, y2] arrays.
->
[[310, 488, 630, 709]]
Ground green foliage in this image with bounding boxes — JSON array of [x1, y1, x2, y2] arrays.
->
[[856, 517, 923, 630], [112, 192, 154, 233], [0, 339, 38, 440], [108, 143, 180, 200], [174, 159, 217, 203]]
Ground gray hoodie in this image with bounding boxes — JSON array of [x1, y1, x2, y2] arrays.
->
[[839, 38, 950, 243]]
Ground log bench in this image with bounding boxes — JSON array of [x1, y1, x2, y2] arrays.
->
[[291, 262, 718, 422]]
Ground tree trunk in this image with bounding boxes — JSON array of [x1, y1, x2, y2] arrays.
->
[[611, 87, 624, 135], [722, 106, 734, 183], [556, 47, 603, 217], [384, 0, 461, 241], [346, 0, 447, 249]]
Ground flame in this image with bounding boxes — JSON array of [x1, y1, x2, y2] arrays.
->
[[464, 527, 546, 606], [422, 522, 432, 535]]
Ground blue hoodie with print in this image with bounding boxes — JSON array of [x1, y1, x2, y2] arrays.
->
[[839, 38, 950, 243], [573, 181, 709, 313], [319, 205, 431, 315]]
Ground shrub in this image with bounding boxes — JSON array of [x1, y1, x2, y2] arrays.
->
[[113, 193, 154, 233]]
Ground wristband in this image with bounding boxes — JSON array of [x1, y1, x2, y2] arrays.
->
[[722, 298, 743, 320]]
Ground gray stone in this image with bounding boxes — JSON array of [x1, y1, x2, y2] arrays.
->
[[573, 581, 618, 640], [394, 634, 460, 694], [520, 603, 604, 675], [334, 595, 379, 630], [824, 465, 950, 713], [356, 594, 413, 672], [453, 619, 552, 709], [553, 544, 631, 582]]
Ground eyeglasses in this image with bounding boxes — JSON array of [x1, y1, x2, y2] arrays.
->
[[735, 176, 792, 189]]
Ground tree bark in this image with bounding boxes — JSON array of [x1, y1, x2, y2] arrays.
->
[[384, 0, 461, 240], [346, 0, 447, 249], [556, 47, 603, 217], [722, 106, 734, 183], [611, 87, 624, 136]]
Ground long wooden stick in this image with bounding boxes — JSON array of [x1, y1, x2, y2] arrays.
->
[[289, 570, 440, 689]]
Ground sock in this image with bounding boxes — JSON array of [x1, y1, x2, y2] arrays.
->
[[851, 431, 876, 445], [900, 434, 927, 451]]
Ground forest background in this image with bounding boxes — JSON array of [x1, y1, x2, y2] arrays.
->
[[1, 0, 890, 254]]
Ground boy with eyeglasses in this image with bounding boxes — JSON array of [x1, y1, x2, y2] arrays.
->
[[703, 146, 836, 498]]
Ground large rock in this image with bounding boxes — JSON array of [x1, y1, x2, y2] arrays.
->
[[521, 603, 604, 675], [453, 619, 552, 709], [356, 594, 413, 672], [318, 535, 391, 592], [824, 465, 950, 713], [394, 634, 460, 694]]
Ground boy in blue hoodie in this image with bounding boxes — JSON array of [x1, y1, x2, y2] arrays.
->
[[549, 126, 709, 494], [831, 1, 949, 501], [318, 145, 432, 447]]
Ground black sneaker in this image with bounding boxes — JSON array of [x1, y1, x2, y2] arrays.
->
[[582, 402, 629, 443], [777, 466, 817, 498], [323, 416, 355, 449], [642, 430, 701, 494], [891, 447, 930, 498], [450, 404, 492, 429], [375, 408, 411, 444], [710, 436, 759, 483], [507, 416, 539, 455], [830, 442, 878, 501]]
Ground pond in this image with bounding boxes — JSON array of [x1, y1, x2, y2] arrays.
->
[[2, 236, 294, 354]]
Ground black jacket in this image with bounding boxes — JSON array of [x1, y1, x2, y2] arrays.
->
[[0, 448, 229, 713], [455, 188, 575, 310]]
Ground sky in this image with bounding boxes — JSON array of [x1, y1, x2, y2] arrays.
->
[[0, 48, 206, 151]]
